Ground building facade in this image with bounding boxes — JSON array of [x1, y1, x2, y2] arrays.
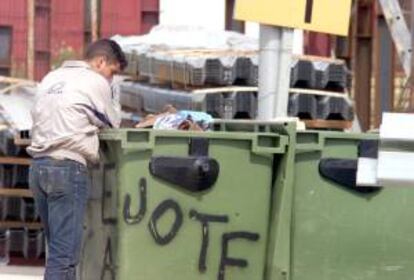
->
[[0, 0, 159, 80]]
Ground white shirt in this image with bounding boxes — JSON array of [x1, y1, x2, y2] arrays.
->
[[27, 61, 121, 165]]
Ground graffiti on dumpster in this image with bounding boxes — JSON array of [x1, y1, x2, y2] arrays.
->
[[123, 177, 260, 280], [123, 177, 147, 225], [219, 232, 260, 280], [189, 209, 229, 272], [149, 199, 183, 245], [100, 238, 115, 280]]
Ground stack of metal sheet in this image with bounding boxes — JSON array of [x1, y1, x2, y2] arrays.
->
[[0, 228, 45, 263], [119, 82, 258, 119], [290, 60, 316, 89], [314, 61, 350, 91], [127, 49, 258, 87], [0, 130, 44, 265], [288, 93, 354, 121], [120, 52, 354, 127], [119, 83, 353, 123], [288, 93, 319, 120], [124, 50, 352, 90]]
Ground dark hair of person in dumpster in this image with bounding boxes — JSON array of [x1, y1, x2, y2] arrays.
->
[[84, 39, 128, 71]]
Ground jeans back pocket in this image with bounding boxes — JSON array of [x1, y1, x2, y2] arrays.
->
[[38, 165, 71, 196]]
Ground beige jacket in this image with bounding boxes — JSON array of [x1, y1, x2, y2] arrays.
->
[[27, 61, 121, 165]]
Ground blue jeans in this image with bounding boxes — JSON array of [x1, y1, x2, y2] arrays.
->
[[29, 157, 89, 280]]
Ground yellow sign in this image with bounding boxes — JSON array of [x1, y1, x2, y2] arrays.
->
[[235, 0, 352, 36]]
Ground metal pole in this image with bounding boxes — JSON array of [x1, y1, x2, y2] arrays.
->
[[258, 25, 293, 119]]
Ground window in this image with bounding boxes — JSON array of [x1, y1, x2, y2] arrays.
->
[[0, 26, 12, 76]]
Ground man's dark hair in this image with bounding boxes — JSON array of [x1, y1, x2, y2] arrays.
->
[[85, 39, 128, 71]]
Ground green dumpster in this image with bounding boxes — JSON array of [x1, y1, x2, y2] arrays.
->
[[80, 121, 295, 280], [276, 131, 414, 280], [81, 125, 414, 280]]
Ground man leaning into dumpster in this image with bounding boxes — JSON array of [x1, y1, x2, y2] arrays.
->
[[27, 39, 127, 279]]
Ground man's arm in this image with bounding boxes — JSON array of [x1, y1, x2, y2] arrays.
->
[[80, 78, 121, 129]]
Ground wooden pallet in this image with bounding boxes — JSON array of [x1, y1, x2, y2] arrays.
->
[[8, 255, 45, 266], [0, 188, 33, 198], [303, 119, 353, 130], [0, 155, 41, 233], [0, 221, 42, 230], [0, 156, 31, 165]]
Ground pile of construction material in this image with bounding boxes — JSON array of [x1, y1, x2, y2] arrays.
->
[[0, 79, 44, 265], [114, 26, 354, 130]]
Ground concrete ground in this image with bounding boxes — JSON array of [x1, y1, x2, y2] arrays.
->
[[0, 266, 44, 280]]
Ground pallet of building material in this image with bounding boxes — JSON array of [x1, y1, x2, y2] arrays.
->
[[1, 197, 21, 221], [290, 55, 352, 91], [0, 130, 23, 156], [131, 49, 257, 88], [120, 82, 258, 119], [0, 228, 44, 264], [120, 81, 354, 123], [125, 49, 351, 91], [290, 59, 317, 89], [303, 119, 353, 130], [123, 51, 139, 77], [0, 229, 9, 264], [0, 165, 14, 188], [23, 229, 45, 259], [1, 197, 39, 222], [157, 50, 241, 87], [119, 84, 144, 112], [288, 88, 354, 121], [8, 228, 45, 259], [0, 156, 31, 166], [137, 50, 177, 84], [12, 165, 29, 188]]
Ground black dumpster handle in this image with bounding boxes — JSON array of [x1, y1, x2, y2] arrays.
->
[[319, 158, 382, 194], [149, 138, 219, 193], [149, 156, 219, 193]]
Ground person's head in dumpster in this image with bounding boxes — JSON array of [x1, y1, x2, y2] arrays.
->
[[27, 38, 127, 280]]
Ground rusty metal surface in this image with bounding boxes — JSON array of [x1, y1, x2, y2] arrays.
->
[[304, 32, 332, 57], [353, 0, 375, 131]]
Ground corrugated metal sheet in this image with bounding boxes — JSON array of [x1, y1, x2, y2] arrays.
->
[[101, 0, 159, 37]]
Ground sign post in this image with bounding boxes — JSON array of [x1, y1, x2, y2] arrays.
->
[[258, 26, 293, 119], [235, 0, 352, 119]]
